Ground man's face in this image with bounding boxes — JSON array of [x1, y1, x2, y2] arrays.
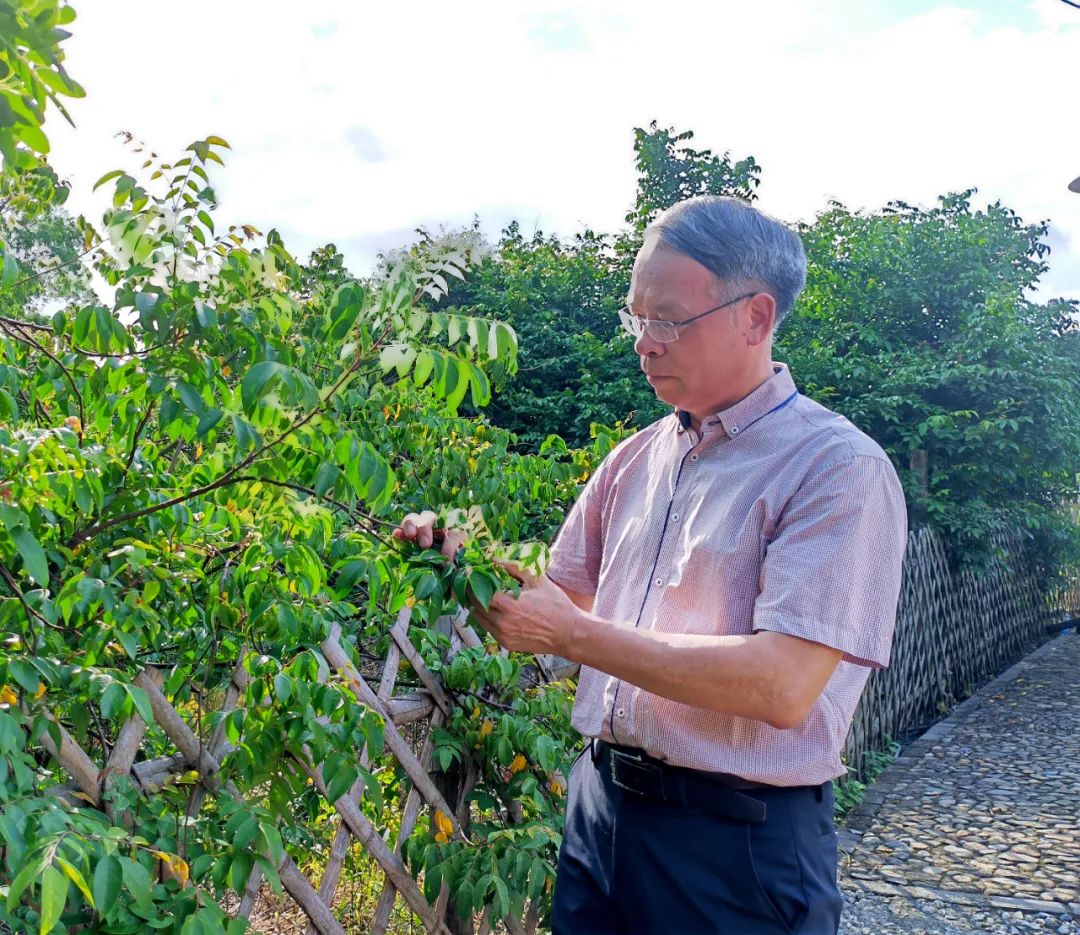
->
[[626, 234, 764, 418]]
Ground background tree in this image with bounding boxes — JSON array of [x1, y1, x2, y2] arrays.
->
[[438, 123, 762, 448]]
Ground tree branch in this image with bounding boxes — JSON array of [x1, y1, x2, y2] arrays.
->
[[66, 333, 386, 548], [0, 317, 85, 431], [0, 243, 99, 295]]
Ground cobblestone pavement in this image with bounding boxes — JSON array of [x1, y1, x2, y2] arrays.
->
[[837, 632, 1080, 935]]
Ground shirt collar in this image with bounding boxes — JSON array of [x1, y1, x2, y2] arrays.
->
[[676, 363, 797, 437]]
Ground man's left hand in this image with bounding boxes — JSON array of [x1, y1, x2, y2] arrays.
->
[[468, 561, 580, 656]]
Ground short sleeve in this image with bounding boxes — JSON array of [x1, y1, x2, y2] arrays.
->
[[545, 452, 617, 598], [753, 455, 908, 668]]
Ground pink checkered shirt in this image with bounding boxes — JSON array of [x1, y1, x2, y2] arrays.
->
[[547, 363, 908, 786]]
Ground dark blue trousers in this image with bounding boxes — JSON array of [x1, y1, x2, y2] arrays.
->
[[551, 743, 843, 934]]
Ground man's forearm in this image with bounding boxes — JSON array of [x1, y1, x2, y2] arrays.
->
[[564, 607, 836, 730]]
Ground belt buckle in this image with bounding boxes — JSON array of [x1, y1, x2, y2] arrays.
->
[[610, 749, 666, 799]]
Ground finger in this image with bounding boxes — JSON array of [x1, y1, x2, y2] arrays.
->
[[439, 529, 466, 562], [468, 607, 497, 636], [495, 559, 537, 587]]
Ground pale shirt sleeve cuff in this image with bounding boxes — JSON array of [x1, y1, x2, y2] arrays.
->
[[752, 612, 890, 669]]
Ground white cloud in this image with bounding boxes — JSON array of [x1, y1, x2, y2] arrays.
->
[[43, 0, 1080, 301]]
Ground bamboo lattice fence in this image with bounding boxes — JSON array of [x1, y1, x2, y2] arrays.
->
[[843, 526, 1077, 775], [40, 606, 575, 935], [32, 524, 1079, 931]]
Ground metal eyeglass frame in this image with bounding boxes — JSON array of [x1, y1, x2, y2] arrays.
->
[[617, 293, 756, 343]]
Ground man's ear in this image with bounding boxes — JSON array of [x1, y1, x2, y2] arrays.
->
[[745, 293, 777, 346]]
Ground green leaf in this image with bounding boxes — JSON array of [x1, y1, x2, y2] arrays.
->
[[379, 343, 417, 378], [39, 865, 68, 933], [9, 658, 40, 693], [195, 408, 223, 437], [93, 169, 125, 190], [176, 382, 206, 415], [325, 763, 358, 804], [535, 734, 556, 773], [5, 848, 45, 910], [100, 681, 126, 720], [1, 251, 21, 289], [120, 856, 153, 908], [327, 283, 364, 340], [313, 462, 340, 498], [467, 571, 495, 611], [240, 361, 292, 414], [11, 526, 48, 586], [93, 855, 122, 911], [195, 302, 217, 328]]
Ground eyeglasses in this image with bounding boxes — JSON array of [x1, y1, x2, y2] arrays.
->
[[617, 293, 756, 344]]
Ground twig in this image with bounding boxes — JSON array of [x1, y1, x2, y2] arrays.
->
[[232, 476, 396, 548], [124, 400, 158, 475], [67, 324, 391, 549], [0, 317, 85, 430], [0, 562, 67, 635], [0, 314, 52, 332], [69, 331, 189, 360], [0, 243, 99, 295]]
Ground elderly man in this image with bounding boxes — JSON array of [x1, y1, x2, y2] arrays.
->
[[396, 196, 907, 934]]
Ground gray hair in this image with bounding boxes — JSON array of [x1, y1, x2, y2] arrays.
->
[[647, 196, 807, 328]]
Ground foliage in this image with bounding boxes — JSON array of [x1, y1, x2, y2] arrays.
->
[[0, 183, 93, 323], [832, 739, 902, 821], [435, 223, 657, 448], [779, 193, 1080, 571], [0, 0, 83, 251], [437, 123, 762, 450], [624, 120, 761, 235], [0, 131, 617, 932]]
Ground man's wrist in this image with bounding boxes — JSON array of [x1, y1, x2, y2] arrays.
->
[[559, 604, 595, 662]]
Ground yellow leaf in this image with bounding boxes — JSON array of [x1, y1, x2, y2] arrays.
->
[[479, 720, 493, 737], [33, 682, 46, 701], [434, 809, 454, 836], [471, 706, 481, 720], [0, 686, 17, 705], [194, 443, 203, 458], [510, 754, 527, 775], [435, 831, 449, 844], [71, 791, 96, 804], [169, 855, 190, 886], [222, 365, 231, 376], [154, 851, 190, 886], [548, 780, 564, 798], [64, 416, 82, 433]]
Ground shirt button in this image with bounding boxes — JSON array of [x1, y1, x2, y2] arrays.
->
[[690, 454, 699, 462], [730, 425, 739, 435], [616, 708, 626, 717], [671, 513, 680, 522], [654, 578, 664, 587]]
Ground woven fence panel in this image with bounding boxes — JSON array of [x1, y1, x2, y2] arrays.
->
[[843, 527, 1070, 777]]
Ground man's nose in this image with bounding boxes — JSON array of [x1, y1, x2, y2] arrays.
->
[[634, 330, 665, 357]]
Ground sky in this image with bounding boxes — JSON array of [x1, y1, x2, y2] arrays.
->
[[45, 0, 1080, 302]]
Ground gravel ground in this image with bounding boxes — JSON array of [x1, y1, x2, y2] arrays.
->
[[837, 633, 1080, 935]]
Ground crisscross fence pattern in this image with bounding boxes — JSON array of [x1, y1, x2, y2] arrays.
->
[[35, 527, 1077, 931], [844, 526, 1075, 775], [39, 607, 574, 934]]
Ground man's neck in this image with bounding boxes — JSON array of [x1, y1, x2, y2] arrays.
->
[[685, 361, 777, 431]]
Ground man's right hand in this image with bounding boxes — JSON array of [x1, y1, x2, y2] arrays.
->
[[392, 510, 467, 562]]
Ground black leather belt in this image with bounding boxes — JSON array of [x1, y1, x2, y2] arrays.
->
[[596, 741, 769, 823]]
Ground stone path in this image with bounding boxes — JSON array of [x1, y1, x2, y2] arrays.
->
[[838, 632, 1080, 935]]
